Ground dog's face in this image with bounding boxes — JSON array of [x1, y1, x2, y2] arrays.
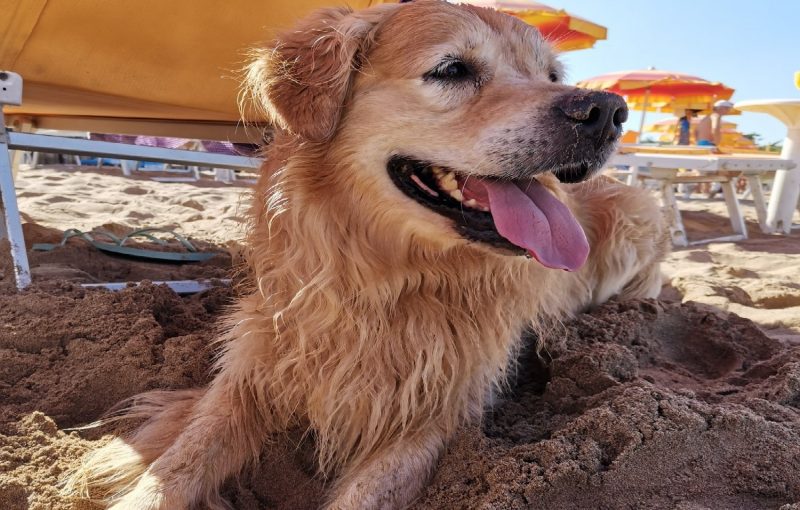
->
[[249, 0, 627, 271]]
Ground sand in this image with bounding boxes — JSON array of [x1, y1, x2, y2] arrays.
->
[[12, 164, 251, 244], [666, 198, 800, 345], [1, 165, 799, 509]]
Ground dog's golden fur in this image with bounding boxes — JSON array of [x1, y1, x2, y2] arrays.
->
[[66, 2, 668, 508]]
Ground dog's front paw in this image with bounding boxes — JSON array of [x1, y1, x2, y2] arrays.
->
[[108, 469, 232, 510], [105, 471, 187, 510]]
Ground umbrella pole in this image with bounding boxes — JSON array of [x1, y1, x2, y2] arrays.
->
[[636, 89, 650, 143]]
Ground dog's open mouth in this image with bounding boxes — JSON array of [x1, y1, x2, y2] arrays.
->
[[387, 156, 589, 271]]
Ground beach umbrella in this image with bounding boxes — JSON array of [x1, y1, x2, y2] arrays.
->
[[577, 69, 734, 141], [0, 0, 398, 141], [626, 97, 741, 116], [463, 1, 607, 51]]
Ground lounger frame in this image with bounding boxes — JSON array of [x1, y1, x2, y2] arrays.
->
[[1, 75, 261, 291]]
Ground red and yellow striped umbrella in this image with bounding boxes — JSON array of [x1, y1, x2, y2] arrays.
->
[[464, 1, 607, 51], [577, 69, 735, 141], [577, 69, 734, 111]]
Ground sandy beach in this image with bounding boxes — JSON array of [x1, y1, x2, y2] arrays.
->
[[1, 164, 799, 509]]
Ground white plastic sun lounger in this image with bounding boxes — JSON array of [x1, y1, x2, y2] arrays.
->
[[1, 73, 261, 291], [608, 151, 796, 247]]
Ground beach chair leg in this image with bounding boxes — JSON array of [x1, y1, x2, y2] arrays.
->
[[214, 168, 235, 183], [120, 159, 139, 176], [660, 181, 688, 247], [0, 119, 33, 289], [721, 180, 747, 239], [626, 165, 639, 187], [746, 175, 771, 233], [9, 118, 35, 179], [21, 150, 39, 168]]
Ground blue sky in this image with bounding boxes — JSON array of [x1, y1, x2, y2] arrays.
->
[[555, 0, 799, 146]]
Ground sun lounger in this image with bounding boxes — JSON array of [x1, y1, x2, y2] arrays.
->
[[608, 152, 796, 247], [87, 134, 259, 182], [1, 74, 261, 290], [0, 126, 261, 291]]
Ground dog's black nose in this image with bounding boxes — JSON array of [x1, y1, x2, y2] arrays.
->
[[556, 90, 628, 145]]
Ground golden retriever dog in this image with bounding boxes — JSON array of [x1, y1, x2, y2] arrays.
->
[[67, 1, 668, 508]]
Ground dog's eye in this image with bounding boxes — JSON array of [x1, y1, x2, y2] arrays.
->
[[425, 59, 473, 82], [549, 71, 559, 83]]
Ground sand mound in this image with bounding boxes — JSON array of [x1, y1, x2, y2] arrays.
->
[[418, 300, 800, 509], [0, 284, 226, 428], [0, 413, 96, 510], [1, 287, 798, 509]]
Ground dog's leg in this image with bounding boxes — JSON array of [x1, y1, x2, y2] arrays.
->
[[64, 389, 203, 502], [571, 177, 669, 306], [102, 376, 267, 510], [325, 431, 445, 510], [618, 258, 664, 300], [109, 383, 263, 510]]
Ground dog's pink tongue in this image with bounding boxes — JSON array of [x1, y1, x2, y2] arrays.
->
[[472, 179, 589, 271]]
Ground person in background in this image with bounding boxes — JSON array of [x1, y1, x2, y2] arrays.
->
[[695, 100, 735, 197], [674, 109, 698, 145], [673, 109, 703, 197], [696, 100, 734, 147]]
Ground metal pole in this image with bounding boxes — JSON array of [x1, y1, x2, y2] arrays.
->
[[636, 89, 650, 143], [8, 132, 260, 170], [0, 108, 32, 289]]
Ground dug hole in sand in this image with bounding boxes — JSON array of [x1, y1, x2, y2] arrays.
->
[[1, 165, 799, 509]]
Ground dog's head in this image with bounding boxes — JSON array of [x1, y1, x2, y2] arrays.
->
[[246, 0, 627, 271]]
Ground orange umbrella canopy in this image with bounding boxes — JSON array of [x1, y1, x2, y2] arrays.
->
[[577, 69, 735, 142], [464, 1, 607, 51], [0, 0, 395, 140], [577, 69, 734, 112]]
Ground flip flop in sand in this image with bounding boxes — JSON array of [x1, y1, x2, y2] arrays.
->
[[32, 227, 217, 262]]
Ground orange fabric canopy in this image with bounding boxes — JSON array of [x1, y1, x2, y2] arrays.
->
[[465, 1, 607, 51], [577, 69, 734, 113], [0, 0, 392, 140], [578, 69, 735, 143]]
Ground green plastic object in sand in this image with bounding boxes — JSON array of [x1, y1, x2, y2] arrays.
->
[[32, 228, 216, 262]]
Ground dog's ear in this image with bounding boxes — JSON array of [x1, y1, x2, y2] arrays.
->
[[245, 6, 397, 142]]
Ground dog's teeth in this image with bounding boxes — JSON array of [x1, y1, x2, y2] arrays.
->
[[449, 190, 464, 202], [439, 172, 458, 191], [463, 198, 489, 212], [431, 166, 444, 177]]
